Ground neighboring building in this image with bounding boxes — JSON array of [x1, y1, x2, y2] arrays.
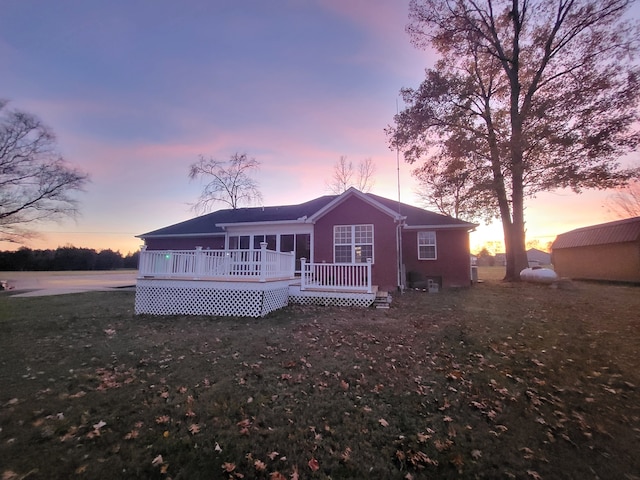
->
[[138, 188, 478, 291], [551, 216, 640, 283], [527, 248, 552, 267]]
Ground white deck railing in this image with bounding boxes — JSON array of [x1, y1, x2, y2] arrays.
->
[[138, 243, 295, 282], [300, 258, 373, 293]]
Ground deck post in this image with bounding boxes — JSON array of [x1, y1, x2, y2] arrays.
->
[[195, 246, 203, 279], [259, 242, 267, 282], [300, 257, 307, 291], [366, 258, 372, 293]]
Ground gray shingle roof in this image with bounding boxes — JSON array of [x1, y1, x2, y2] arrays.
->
[[138, 192, 476, 238], [552, 216, 640, 249]]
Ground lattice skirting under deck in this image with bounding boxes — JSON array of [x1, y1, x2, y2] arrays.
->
[[135, 279, 289, 317]]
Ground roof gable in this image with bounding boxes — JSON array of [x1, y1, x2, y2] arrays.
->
[[552, 216, 640, 249], [306, 187, 403, 223]]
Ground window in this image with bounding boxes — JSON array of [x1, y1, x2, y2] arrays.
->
[[229, 235, 250, 249], [334, 224, 374, 263], [418, 231, 437, 260]]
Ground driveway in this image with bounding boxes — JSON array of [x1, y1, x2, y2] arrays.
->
[[1, 271, 137, 297]]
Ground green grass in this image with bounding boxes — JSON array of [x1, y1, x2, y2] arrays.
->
[[1, 274, 639, 479]]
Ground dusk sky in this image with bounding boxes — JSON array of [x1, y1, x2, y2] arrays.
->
[[1, 1, 638, 255]]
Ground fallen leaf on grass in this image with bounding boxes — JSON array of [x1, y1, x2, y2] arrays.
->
[[155, 415, 170, 424], [308, 458, 320, 472], [188, 423, 201, 435], [379, 418, 389, 427], [152, 455, 164, 466], [267, 451, 279, 460], [527, 470, 543, 480], [222, 462, 236, 473], [290, 466, 299, 480], [471, 449, 482, 460], [341, 447, 352, 462], [270, 473, 286, 480], [93, 420, 107, 431], [254, 460, 266, 471], [214, 442, 223, 453]]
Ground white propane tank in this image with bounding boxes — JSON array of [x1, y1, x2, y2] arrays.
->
[[520, 267, 558, 284]]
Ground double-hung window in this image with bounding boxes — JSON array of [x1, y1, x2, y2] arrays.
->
[[334, 224, 374, 263], [418, 231, 437, 260]]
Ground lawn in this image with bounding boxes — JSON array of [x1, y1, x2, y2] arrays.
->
[[0, 273, 638, 479]]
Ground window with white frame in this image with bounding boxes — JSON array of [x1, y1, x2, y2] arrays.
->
[[334, 224, 374, 263], [418, 231, 437, 260]]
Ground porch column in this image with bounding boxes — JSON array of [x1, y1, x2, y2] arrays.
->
[[366, 258, 372, 294]]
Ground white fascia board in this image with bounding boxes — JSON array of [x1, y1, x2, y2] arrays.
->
[[137, 233, 225, 239], [218, 220, 313, 235], [403, 224, 478, 231]]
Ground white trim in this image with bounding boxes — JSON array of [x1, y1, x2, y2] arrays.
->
[[223, 223, 313, 235], [417, 231, 437, 260], [216, 219, 309, 229], [403, 224, 477, 231], [137, 233, 225, 239], [333, 224, 375, 264]]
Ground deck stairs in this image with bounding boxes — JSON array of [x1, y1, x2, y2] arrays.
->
[[373, 290, 392, 309]]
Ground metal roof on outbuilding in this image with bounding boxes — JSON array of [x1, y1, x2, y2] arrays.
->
[[552, 216, 640, 249]]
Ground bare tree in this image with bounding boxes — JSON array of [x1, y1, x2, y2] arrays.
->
[[327, 155, 376, 194], [606, 177, 640, 218], [0, 100, 89, 244], [389, 0, 640, 281], [188, 153, 262, 212]]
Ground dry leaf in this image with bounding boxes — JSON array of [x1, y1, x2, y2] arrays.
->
[[254, 460, 266, 471], [188, 423, 200, 434], [290, 466, 299, 480], [267, 451, 279, 460], [379, 418, 389, 427], [270, 473, 287, 480], [471, 449, 482, 460], [308, 458, 320, 472], [152, 454, 164, 466], [222, 462, 236, 473]]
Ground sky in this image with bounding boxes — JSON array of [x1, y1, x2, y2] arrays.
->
[[1, 0, 638, 255]]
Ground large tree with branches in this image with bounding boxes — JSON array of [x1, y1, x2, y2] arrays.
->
[[388, 0, 640, 280], [188, 152, 262, 212], [0, 100, 89, 244]]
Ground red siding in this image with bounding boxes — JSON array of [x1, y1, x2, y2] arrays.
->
[[313, 196, 400, 291], [403, 229, 471, 288]]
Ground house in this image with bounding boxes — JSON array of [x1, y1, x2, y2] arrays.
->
[[551, 216, 640, 283], [526, 248, 552, 267], [135, 188, 477, 316]]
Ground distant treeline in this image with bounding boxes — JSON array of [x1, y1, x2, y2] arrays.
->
[[0, 247, 139, 271]]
